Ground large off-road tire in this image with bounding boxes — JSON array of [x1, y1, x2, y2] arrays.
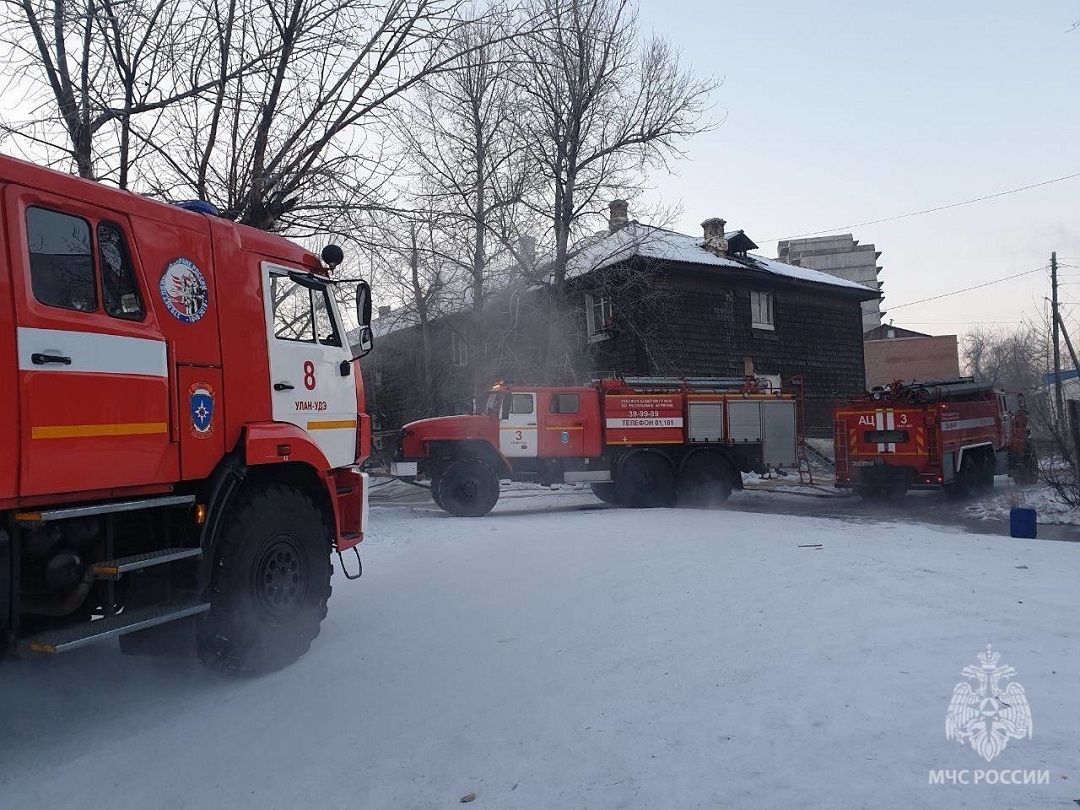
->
[[430, 474, 445, 509], [678, 452, 734, 506], [590, 482, 621, 505], [945, 452, 987, 500], [437, 460, 500, 517], [615, 452, 676, 508], [197, 483, 332, 675]]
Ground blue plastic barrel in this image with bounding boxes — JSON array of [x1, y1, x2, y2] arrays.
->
[[1010, 507, 1037, 539]]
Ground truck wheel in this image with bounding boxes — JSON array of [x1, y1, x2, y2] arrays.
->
[[430, 474, 445, 509], [438, 460, 500, 517], [616, 453, 676, 508], [591, 482, 621, 505], [946, 455, 981, 500], [976, 453, 996, 494], [197, 483, 332, 675], [678, 452, 734, 506]]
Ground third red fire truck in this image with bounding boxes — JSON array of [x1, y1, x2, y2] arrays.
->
[[832, 378, 1035, 498], [391, 376, 801, 515]]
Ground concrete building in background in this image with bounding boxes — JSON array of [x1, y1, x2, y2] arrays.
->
[[777, 234, 884, 331], [863, 324, 960, 388]]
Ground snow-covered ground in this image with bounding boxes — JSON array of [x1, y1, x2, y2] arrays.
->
[[966, 482, 1080, 526], [3, 493, 1079, 808]]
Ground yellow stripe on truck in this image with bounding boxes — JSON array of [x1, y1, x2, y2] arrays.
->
[[307, 419, 357, 431], [31, 422, 168, 439]]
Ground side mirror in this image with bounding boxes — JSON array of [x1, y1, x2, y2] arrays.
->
[[356, 281, 372, 328], [353, 281, 374, 358], [356, 325, 374, 358]]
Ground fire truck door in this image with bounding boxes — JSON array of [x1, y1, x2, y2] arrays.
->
[[539, 391, 585, 456], [263, 264, 356, 469], [7, 189, 176, 496], [500, 391, 538, 457]]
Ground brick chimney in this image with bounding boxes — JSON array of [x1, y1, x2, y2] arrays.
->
[[702, 218, 727, 254], [609, 199, 629, 233]]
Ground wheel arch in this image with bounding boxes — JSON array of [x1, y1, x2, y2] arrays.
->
[[197, 440, 337, 589], [956, 441, 995, 471]]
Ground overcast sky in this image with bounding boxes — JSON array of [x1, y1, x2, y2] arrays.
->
[[635, 0, 1080, 342]]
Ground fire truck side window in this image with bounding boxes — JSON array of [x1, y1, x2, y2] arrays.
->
[[313, 288, 341, 347], [26, 206, 97, 313], [549, 393, 580, 414], [97, 222, 144, 320], [509, 393, 534, 415], [271, 274, 316, 342]]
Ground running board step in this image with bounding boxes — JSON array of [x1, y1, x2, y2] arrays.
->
[[25, 599, 210, 654], [92, 547, 202, 580], [15, 494, 195, 525]]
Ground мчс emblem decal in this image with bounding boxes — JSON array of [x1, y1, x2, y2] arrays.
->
[[189, 383, 215, 437], [945, 644, 1032, 762], [160, 257, 209, 323]]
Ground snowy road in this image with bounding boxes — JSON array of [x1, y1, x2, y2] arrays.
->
[[3, 493, 1079, 808]]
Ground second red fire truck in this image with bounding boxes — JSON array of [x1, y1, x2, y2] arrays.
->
[[391, 376, 801, 515], [832, 378, 1035, 499]]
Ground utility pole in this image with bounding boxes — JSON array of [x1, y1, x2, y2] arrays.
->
[[1052, 250, 1064, 424]]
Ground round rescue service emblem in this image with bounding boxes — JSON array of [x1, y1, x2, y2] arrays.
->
[[560, 431, 570, 445], [189, 383, 215, 437], [159, 258, 209, 323]]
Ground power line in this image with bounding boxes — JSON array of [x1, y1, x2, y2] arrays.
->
[[887, 265, 1048, 311], [769, 171, 1080, 241], [898, 319, 1023, 325]]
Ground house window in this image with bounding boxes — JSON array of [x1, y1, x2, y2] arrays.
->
[[451, 331, 468, 366], [750, 290, 774, 331], [585, 293, 613, 341]]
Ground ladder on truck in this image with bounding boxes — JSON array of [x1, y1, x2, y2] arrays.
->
[[797, 445, 814, 486]]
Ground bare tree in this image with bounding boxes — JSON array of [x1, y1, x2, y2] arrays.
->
[[962, 324, 1047, 394], [0, 0, 261, 184], [145, 0, 521, 233], [514, 0, 716, 290]]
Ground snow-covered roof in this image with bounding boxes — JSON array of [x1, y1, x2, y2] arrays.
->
[[350, 221, 878, 346], [565, 222, 877, 295]]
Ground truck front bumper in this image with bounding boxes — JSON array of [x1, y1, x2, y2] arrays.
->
[[390, 461, 418, 477]]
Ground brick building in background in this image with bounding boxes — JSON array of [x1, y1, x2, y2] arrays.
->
[[862, 324, 960, 388]]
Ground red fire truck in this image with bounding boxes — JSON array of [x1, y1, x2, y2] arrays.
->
[[391, 376, 800, 515], [0, 155, 375, 673], [832, 378, 1035, 499]]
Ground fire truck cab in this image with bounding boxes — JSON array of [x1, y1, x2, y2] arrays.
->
[[393, 376, 801, 516], [0, 155, 374, 673]]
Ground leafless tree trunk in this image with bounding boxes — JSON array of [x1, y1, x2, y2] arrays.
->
[[394, 8, 537, 397], [513, 0, 716, 290]]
